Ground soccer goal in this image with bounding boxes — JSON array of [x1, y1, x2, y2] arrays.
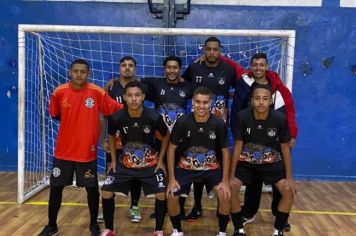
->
[[18, 24, 295, 203]]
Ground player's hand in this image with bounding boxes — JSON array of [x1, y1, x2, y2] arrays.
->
[[290, 138, 296, 148], [229, 177, 240, 191], [107, 160, 116, 174], [166, 179, 180, 199], [284, 177, 297, 196], [179, 76, 185, 83], [155, 161, 167, 176], [216, 181, 231, 200], [194, 54, 206, 64], [104, 78, 117, 92], [100, 140, 110, 153]]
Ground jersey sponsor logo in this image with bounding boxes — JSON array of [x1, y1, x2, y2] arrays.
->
[[209, 131, 216, 140], [218, 77, 225, 85], [84, 169, 95, 178], [198, 127, 204, 132], [267, 128, 277, 137], [208, 72, 214, 78], [257, 125, 263, 129], [178, 146, 219, 171], [52, 167, 61, 177], [61, 98, 72, 108], [103, 176, 115, 186], [158, 104, 185, 133], [85, 97, 95, 108], [239, 143, 282, 164], [143, 125, 151, 134], [121, 142, 158, 169]]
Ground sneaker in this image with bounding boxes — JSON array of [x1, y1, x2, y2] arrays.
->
[[283, 222, 291, 232], [216, 232, 227, 236], [130, 206, 141, 223], [171, 229, 184, 236], [180, 210, 186, 221], [90, 223, 101, 236], [97, 213, 104, 223], [232, 228, 246, 236], [154, 230, 164, 236], [272, 229, 284, 236], [262, 184, 273, 193], [100, 229, 116, 236], [37, 225, 59, 236], [242, 215, 256, 225], [185, 205, 202, 222]]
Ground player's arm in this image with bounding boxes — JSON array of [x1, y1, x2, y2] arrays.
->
[[219, 55, 247, 80], [49, 93, 61, 120], [99, 113, 109, 152], [100, 92, 124, 116], [104, 77, 118, 92]]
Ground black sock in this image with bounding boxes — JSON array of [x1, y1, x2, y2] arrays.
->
[[102, 197, 115, 230], [48, 186, 64, 227], [155, 199, 167, 231], [193, 182, 204, 208], [179, 196, 186, 214], [130, 180, 141, 208], [170, 214, 182, 232], [217, 213, 230, 233], [231, 211, 244, 231], [274, 210, 289, 230], [86, 186, 99, 226]]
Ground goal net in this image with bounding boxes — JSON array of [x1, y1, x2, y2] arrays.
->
[[18, 25, 295, 203]]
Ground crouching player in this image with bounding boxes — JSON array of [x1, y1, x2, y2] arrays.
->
[[229, 84, 296, 236]]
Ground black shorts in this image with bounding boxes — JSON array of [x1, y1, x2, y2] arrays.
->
[[235, 161, 285, 186], [174, 168, 222, 197], [50, 157, 98, 187], [101, 163, 166, 197]]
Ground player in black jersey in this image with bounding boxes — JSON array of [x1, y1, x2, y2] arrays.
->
[[181, 37, 236, 221], [229, 84, 295, 236], [100, 56, 143, 223], [166, 87, 231, 236], [100, 81, 169, 236]]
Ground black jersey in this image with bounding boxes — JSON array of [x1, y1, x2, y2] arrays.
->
[[107, 79, 125, 104], [108, 108, 167, 169], [141, 77, 193, 132], [182, 61, 236, 123], [235, 108, 290, 164], [170, 113, 229, 171]]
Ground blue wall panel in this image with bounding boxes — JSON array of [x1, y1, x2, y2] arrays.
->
[[0, 1, 355, 181]]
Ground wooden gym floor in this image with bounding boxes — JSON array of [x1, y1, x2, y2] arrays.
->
[[1, 172, 356, 236]]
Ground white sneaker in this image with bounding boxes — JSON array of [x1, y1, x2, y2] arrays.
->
[[130, 206, 141, 223], [242, 214, 256, 225], [216, 232, 227, 236], [154, 230, 164, 236], [272, 228, 284, 236], [262, 184, 273, 193], [171, 229, 184, 236]]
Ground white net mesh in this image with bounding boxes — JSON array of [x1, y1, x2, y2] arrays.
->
[[18, 26, 294, 203]]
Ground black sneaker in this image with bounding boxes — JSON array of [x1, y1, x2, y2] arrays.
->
[[37, 225, 59, 236], [232, 229, 246, 236], [283, 222, 291, 232], [185, 205, 202, 222], [90, 223, 101, 236]]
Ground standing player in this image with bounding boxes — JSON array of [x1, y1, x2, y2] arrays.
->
[[229, 84, 295, 236], [166, 87, 231, 236], [101, 56, 143, 223], [100, 81, 169, 236], [229, 53, 297, 231], [181, 37, 236, 221], [37, 59, 123, 236]]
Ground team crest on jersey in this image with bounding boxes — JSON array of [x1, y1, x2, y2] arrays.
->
[[179, 90, 186, 97], [218, 77, 225, 85], [267, 128, 277, 137], [143, 125, 151, 134], [85, 97, 95, 108], [52, 167, 61, 178], [209, 131, 216, 140]]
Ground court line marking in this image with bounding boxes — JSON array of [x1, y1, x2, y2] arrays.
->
[[1, 201, 356, 216]]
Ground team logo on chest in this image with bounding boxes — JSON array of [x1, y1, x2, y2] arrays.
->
[[218, 77, 225, 85], [143, 125, 151, 134], [85, 97, 95, 108], [179, 90, 186, 97], [209, 131, 216, 140], [267, 128, 277, 137]]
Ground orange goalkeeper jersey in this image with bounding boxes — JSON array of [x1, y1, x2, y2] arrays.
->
[[49, 82, 123, 162]]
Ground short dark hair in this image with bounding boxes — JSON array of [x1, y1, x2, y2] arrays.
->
[[193, 86, 212, 99], [164, 55, 182, 68], [70, 59, 90, 70], [204, 36, 221, 47], [120, 56, 137, 66], [250, 52, 268, 64], [124, 80, 145, 94], [251, 83, 272, 96]]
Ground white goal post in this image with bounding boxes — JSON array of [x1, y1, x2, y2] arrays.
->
[[18, 24, 295, 203]]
